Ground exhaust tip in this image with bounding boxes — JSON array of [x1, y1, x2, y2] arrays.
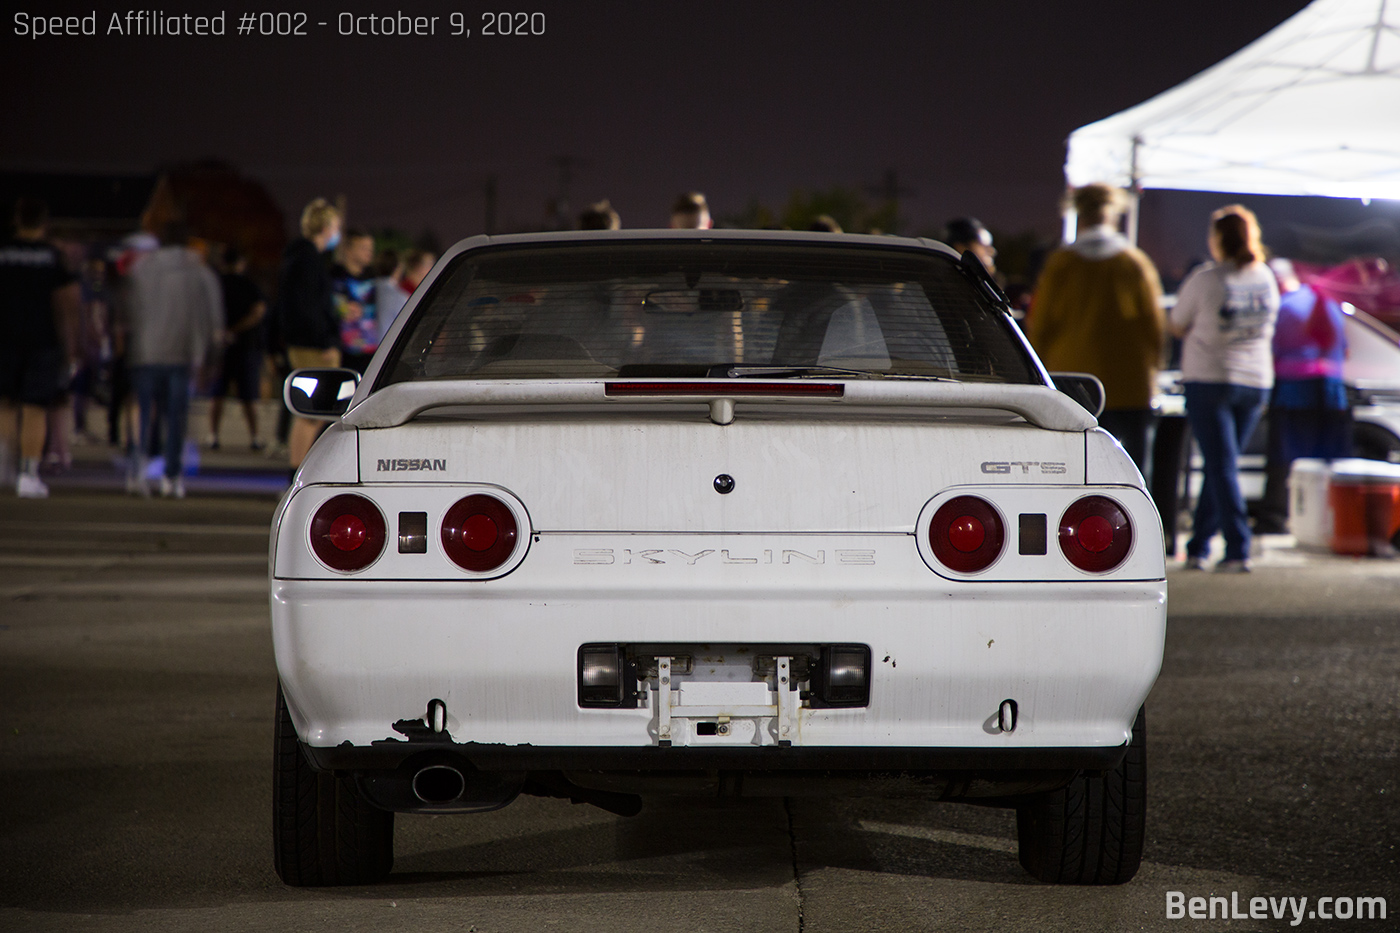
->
[[412, 764, 466, 803]]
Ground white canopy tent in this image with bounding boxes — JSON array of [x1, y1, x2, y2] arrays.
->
[[1063, 0, 1400, 241]]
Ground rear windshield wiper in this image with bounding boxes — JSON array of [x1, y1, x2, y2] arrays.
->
[[722, 365, 954, 382]]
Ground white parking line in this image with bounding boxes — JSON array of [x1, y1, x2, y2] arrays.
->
[[2, 577, 267, 600], [0, 554, 268, 569], [0, 521, 268, 537]]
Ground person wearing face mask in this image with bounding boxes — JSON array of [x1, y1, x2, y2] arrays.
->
[[273, 198, 342, 473]]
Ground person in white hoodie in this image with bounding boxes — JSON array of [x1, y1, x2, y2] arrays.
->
[[124, 221, 223, 498]]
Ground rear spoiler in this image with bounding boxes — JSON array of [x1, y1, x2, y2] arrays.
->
[[341, 379, 1097, 432]]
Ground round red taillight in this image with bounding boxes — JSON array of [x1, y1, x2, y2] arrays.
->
[[441, 494, 519, 572], [309, 494, 386, 572], [1059, 496, 1133, 572], [929, 496, 1004, 573], [327, 514, 367, 551]]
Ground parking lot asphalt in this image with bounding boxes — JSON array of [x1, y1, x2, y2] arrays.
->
[[41, 398, 292, 499], [0, 491, 1396, 932]]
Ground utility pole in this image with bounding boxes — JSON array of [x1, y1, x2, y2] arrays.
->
[[865, 168, 914, 234], [484, 175, 498, 235], [550, 155, 587, 228]]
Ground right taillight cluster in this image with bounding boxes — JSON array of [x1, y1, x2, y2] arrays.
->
[[927, 494, 1132, 575], [1057, 495, 1133, 572], [309, 492, 523, 575]]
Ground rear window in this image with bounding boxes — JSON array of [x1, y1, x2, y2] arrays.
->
[[377, 241, 1038, 386]]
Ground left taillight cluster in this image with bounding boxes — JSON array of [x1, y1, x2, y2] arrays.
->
[[310, 494, 387, 572], [929, 495, 1006, 573], [926, 493, 1134, 575], [309, 492, 524, 575]]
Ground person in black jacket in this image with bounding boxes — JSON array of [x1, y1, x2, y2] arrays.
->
[[1, 197, 80, 498], [209, 245, 267, 451], [275, 198, 341, 471]]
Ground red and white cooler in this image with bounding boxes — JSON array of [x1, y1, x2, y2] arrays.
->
[[1290, 458, 1400, 555]]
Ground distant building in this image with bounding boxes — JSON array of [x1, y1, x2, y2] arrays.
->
[[1, 162, 285, 289], [0, 170, 157, 243], [142, 161, 285, 281]]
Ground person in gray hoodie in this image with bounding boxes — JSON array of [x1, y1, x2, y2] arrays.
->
[[125, 221, 223, 497]]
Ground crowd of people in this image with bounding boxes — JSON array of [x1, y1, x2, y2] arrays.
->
[[0, 195, 436, 497], [1024, 190, 1347, 572], [2, 186, 1355, 572]]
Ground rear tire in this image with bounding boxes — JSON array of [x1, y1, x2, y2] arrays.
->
[[273, 685, 394, 886], [1015, 707, 1146, 885], [1353, 422, 1400, 464]]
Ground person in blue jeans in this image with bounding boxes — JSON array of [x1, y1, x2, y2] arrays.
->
[[124, 221, 224, 498], [1170, 206, 1280, 572]]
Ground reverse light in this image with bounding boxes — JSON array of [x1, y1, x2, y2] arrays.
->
[[810, 644, 872, 708], [929, 496, 1005, 573], [577, 644, 639, 708], [1059, 496, 1133, 572], [441, 494, 519, 572], [309, 494, 387, 572]]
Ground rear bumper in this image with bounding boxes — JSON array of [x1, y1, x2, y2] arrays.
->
[[304, 740, 1128, 773], [272, 566, 1166, 752], [306, 739, 1124, 811]]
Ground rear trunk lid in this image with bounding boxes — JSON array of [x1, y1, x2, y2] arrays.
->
[[356, 406, 1086, 533]]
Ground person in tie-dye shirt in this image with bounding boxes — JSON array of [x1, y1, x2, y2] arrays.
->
[[330, 230, 378, 373]]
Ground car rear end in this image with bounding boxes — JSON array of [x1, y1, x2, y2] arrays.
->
[[270, 231, 1166, 885]]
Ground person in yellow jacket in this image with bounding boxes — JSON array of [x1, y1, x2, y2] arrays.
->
[[1028, 183, 1166, 481]]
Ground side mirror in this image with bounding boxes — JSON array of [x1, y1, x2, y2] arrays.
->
[[284, 368, 360, 421], [1050, 372, 1106, 418]]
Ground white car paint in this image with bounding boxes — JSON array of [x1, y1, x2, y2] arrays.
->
[[271, 231, 1165, 774]]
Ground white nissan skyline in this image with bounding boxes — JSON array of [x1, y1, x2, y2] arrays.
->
[[271, 229, 1166, 887]]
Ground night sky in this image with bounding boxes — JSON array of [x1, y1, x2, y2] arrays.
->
[[6, 0, 1372, 272]]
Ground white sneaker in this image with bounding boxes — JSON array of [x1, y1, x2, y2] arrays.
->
[[127, 457, 151, 497], [16, 473, 49, 499], [158, 475, 186, 498]]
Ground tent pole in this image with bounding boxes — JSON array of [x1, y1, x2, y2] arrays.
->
[[1126, 135, 1143, 246], [1061, 200, 1077, 245]]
